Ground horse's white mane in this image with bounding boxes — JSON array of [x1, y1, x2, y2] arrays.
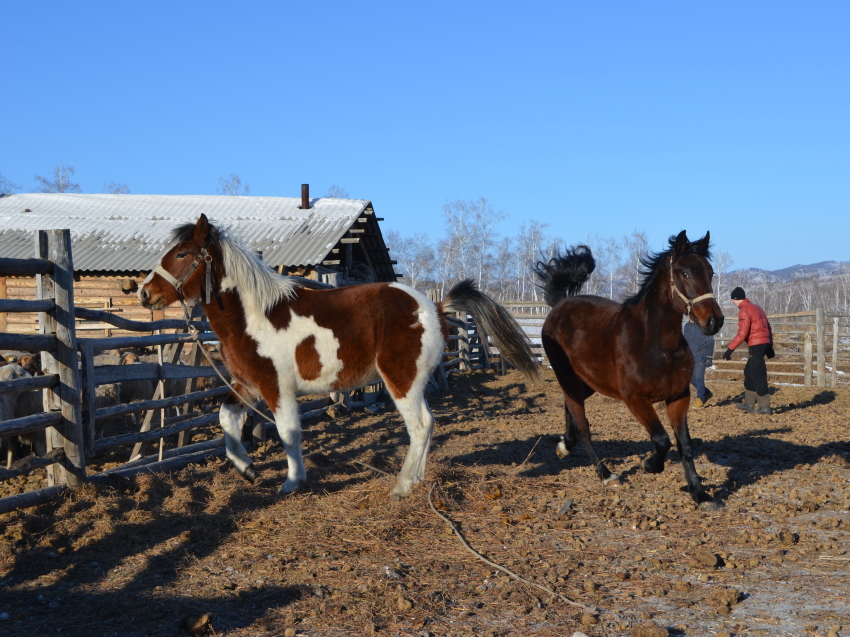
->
[[219, 232, 298, 314]]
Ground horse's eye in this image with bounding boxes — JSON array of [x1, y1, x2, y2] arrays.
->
[[682, 271, 690, 279], [176, 252, 187, 259]]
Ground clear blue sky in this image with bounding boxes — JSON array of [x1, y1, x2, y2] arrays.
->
[[2, 1, 847, 271]]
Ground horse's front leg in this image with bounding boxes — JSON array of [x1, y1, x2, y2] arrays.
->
[[220, 386, 257, 483], [666, 394, 714, 508], [272, 396, 306, 494], [625, 398, 673, 475]]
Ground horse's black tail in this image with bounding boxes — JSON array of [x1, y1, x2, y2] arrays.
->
[[533, 245, 596, 307], [441, 279, 541, 381]]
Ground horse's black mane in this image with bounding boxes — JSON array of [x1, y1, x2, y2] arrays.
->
[[171, 222, 223, 249], [623, 234, 712, 305]]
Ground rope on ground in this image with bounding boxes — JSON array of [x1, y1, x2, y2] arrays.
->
[[427, 483, 597, 615]]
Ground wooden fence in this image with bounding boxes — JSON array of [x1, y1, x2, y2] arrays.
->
[[709, 310, 850, 388], [0, 231, 367, 514], [498, 301, 850, 387]]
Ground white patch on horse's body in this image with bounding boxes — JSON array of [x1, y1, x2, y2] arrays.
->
[[141, 270, 156, 286]]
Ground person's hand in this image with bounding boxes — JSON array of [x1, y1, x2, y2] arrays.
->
[[722, 348, 733, 361], [766, 345, 775, 359]]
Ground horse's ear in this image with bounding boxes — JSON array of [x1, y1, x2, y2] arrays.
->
[[673, 230, 690, 256], [194, 214, 210, 243]]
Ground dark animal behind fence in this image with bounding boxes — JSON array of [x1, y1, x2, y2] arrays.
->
[[535, 230, 724, 507]]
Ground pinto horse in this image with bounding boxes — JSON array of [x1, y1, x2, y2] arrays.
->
[[534, 231, 724, 506], [139, 214, 539, 498]]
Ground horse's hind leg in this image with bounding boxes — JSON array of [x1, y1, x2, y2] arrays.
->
[[666, 394, 713, 507], [624, 399, 673, 475], [388, 390, 434, 500], [555, 404, 578, 459], [563, 394, 620, 486]]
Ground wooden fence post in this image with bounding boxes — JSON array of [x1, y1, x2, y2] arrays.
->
[[832, 316, 839, 388], [816, 308, 826, 388], [803, 333, 813, 388], [38, 230, 85, 486]]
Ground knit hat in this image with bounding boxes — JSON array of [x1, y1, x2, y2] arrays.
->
[[730, 287, 746, 300]]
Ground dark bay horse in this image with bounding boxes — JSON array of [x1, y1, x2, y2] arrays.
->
[[138, 214, 539, 498], [535, 231, 724, 506]]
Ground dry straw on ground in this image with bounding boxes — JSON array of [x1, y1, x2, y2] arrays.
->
[[0, 369, 848, 636]]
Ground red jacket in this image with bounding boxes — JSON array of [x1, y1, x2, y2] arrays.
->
[[729, 299, 773, 350]]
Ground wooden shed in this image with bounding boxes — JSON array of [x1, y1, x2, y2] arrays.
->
[[0, 188, 399, 337]]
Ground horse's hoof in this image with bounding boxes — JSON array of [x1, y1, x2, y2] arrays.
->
[[280, 478, 304, 494], [555, 439, 570, 459], [697, 499, 718, 511], [242, 464, 258, 484], [641, 458, 663, 474], [603, 474, 622, 488]]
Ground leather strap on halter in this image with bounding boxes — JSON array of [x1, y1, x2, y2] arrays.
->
[[154, 247, 214, 305], [669, 256, 715, 314]]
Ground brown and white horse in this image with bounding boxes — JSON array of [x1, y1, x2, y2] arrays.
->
[[138, 214, 539, 498]]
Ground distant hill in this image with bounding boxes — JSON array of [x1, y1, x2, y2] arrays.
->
[[731, 260, 849, 282]]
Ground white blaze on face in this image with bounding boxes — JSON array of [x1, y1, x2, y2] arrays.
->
[[137, 269, 157, 304]]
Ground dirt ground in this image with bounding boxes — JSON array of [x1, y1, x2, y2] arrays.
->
[[0, 368, 848, 637]]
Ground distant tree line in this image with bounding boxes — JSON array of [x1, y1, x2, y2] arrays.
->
[[386, 197, 850, 315]]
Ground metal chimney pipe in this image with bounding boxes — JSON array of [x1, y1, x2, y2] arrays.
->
[[301, 184, 310, 209]]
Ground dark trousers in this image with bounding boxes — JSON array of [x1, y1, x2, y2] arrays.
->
[[691, 357, 707, 398], [744, 343, 769, 396]]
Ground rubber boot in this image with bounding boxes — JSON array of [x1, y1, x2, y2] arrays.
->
[[756, 394, 771, 415], [736, 390, 756, 413]]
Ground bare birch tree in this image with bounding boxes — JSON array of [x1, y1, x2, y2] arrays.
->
[[593, 237, 622, 299], [103, 181, 130, 194], [325, 185, 350, 198], [0, 172, 20, 196], [516, 221, 549, 301], [34, 162, 81, 193], [442, 197, 506, 290], [385, 230, 435, 291], [217, 174, 250, 196], [620, 230, 650, 297]]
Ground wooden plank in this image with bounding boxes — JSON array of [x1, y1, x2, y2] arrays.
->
[[816, 308, 826, 388], [44, 229, 86, 486], [0, 410, 63, 437], [92, 362, 227, 385], [95, 386, 231, 422], [0, 333, 57, 352], [79, 331, 218, 353], [832, 317, 840, 388], [0, 374, 59, 396], [804, 333, 813, 387], [90, 445, 225, 481], [0, 485, 67, 515], [0, 448, 67, 481], [94, 411, 220, 452], [0, 257, 54, 277], [75, 307, 211, 332], [0, 299, 55, 313]]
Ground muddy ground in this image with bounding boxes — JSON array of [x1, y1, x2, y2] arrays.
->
[[0, 369, 848, 637]]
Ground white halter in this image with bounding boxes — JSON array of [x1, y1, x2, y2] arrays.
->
[[670, 256, 715, 314]]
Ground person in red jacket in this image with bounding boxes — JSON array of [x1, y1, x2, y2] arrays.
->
[[722, 287, 775, 414]]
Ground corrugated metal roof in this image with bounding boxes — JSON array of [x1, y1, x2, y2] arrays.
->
[[0, 193, 370, 273]]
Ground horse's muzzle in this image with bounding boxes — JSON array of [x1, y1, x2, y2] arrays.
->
[[138, 286, 150, 306], [704, 315, 724, 336]]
